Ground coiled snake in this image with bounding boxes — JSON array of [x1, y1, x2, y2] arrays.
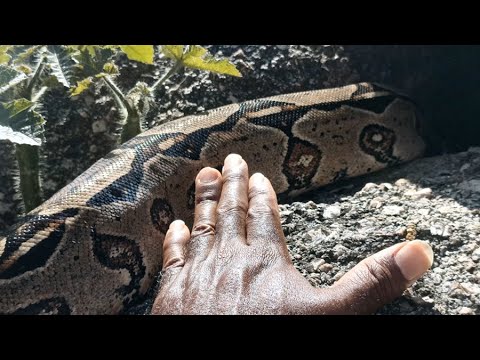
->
[[0, 83, 426, 314]]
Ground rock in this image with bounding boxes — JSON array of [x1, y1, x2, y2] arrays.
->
[[369, 197, 383, 209], [306, 259, 326, 272], [333, 244, 349, 258], [280, 209, 293, 218], [472, 248, 480, 262], [305, 201, 317, 209], [438, 206, 454, 214], [417, 208, 430, 216], [362, 183, 378, 192], [323, 205, 341, 219], [92, 120, 107, 133], [394, 178, 411, 187], [458, 307, 475, 315], [379, 183, 393, 191], [319, 263, 334, 273], [430, 222, 451, 237], [405, 188, 433, 200], [382, 205, 404, 216]]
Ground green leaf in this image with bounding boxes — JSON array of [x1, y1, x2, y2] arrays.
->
[[15, 64, 32, 75], [13, 45, 43, 64], [161, 45, 242, 77], [70, 77, 93, 96], [119, 45, 154, 64], [44, 45, 76, 88], [185, 45, 206, 58], [72, 46, 116, 78], [0, 65, 27, 95], [161, 45, 185, 61], [3, 98, 34, 117], [69, 45, 119, 57], [182, 46, 242, 77], [0, 125, 41, 146], [103, 62, 119, 75], [0, 102, 45, 146], [0, 45, 12, 64], [69, 45, 98, 58]]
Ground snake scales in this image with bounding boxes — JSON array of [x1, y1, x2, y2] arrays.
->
[[0, 82, 425, 314]]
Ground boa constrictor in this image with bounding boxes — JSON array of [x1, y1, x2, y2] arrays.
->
[[0, 83, 426, 314]]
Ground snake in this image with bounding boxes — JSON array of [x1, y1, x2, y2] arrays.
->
[[0, 82, 426, 314]]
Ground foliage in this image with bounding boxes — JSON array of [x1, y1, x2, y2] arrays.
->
[[162, 45, 242, 77], [0, 45, 241, 212]]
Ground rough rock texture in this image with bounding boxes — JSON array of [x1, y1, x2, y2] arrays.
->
[[287, 147, 480, 315]]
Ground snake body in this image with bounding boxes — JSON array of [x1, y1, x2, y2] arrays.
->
[[0, 83, 425, 314]]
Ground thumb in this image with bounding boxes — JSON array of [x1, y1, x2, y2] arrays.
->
[[326, 240, 434, 314]]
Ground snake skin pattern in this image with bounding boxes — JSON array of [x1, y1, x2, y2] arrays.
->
[[0, 83, 426, 314]]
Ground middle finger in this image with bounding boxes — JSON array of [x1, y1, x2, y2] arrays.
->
[[215, 154, 249, 244]]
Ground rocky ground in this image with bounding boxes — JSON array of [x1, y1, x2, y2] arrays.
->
[[131, 148, 480, 315], [287, 147, 480, 315]]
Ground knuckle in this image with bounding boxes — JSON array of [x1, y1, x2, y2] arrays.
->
[[223, 170, 248, 184], [163, 256, 185, 270], [247, 203, 277, 220], [195, 181, 221, 201], [216, 202, 248, 217], [191, 223, 215, 238], [248, 186, 269, 199]]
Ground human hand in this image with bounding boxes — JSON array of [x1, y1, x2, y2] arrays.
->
[[152, 154, 433, 315]]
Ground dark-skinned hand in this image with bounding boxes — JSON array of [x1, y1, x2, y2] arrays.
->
[[152, 154, 433, 315]]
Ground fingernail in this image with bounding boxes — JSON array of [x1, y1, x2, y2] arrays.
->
[[198, 168, 219, 184], [169, 219, 185, 229], [394, 240, 434, 282], [251, 172, 265, 185], [224, 154, 243, 169]]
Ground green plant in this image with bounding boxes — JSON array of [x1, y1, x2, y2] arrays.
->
[[0, 45, 241, 213], [0, 45, 74, 211], [70, 45, 242, 142]]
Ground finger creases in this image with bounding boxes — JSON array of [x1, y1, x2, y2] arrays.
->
[[325, 240, 434, 314], [215, 154, 249, 242], [246, 173, 285, 246], [188, 167, 222, 258], [162, 220, 190, 270]]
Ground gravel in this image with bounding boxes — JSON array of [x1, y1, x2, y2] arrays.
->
[[283, 147, 480, 315]]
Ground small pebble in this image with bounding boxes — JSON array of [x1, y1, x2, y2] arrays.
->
[[382, 205, 404, 216], [362, 183, 378, 192], [394, 178, 411, 187], [417, 208, 430, 216], [323, 205, 341, 219], [92, 120, 107, 133], [319, 263, 333, 273], [458, 307, 475, 315], [369, 197, 383, 209], [379, 183, 393, 191], [308, 259, 326, 272], [405, 188, 433, 200], [430, 222, 451, 237]]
